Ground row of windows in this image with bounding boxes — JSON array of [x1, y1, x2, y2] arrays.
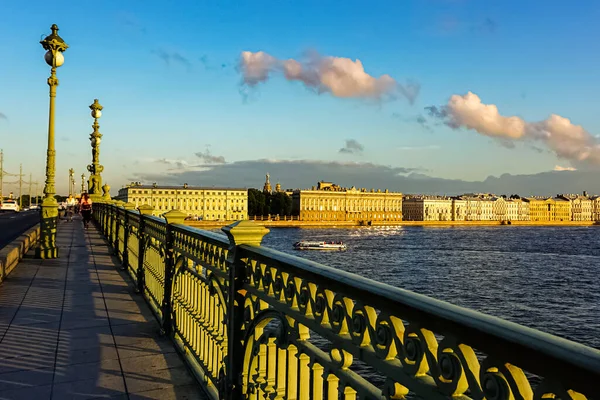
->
[[300, 212, 402, 221], [127, 189, 246, 196], [301, 200, 402, 206], [130, 197, 246, 204]]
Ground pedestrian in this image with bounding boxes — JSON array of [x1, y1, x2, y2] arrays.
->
[[66, 194, 76, 222], [80, 192, 93, 229]]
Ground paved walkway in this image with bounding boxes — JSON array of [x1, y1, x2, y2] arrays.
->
[[0, 217, 208, 399]]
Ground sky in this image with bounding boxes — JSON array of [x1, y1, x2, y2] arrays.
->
[[1, 0, 600, 196]]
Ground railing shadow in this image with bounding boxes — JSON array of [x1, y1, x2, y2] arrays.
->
[[85, 221, 207, 398]]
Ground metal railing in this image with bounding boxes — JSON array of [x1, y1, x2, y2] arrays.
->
[[94, 202, 600, 400]]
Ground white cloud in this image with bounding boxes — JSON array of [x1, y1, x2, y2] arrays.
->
[[429, 92, 600, 165], [238, 50, 420, 103], [553, 165, 577, 172]]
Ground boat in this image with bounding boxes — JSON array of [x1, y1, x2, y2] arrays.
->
[[293, 241, 347, 251]]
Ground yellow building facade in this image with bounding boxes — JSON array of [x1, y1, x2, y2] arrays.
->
[[292, 182, 403, 222], [558, 194, 593, 221], [524, 197, 571, 221], [115, 184, 248, 221]]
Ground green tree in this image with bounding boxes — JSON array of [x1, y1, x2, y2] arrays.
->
[[269, 192, 292, 216], [248, 189, 268, 216]]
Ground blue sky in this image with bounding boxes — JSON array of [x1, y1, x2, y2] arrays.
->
[[1, 0, 599, 195]]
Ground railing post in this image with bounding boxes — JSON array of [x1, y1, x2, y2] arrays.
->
[[108, 202, 116, 246], [221, 220, 270, 400], [121, 203, 135, 271], [136, 205, 154, 294], [112, 202, 124, 256], [162, 210, 187, 336]]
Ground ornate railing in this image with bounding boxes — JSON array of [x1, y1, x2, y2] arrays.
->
[[93, 202, 600, 400]]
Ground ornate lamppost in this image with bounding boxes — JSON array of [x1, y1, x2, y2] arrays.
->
[[37, 24, 68, 259], [68, 168, 74, 196], [87, 99, 104, 201], [81, 173, 85, 195]]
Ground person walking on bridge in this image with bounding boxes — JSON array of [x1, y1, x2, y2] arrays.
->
[[66, 194, 77, 222], [80, 193, 93, 229]]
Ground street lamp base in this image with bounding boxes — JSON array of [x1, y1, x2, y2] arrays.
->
[[36, 200, 59, 259]]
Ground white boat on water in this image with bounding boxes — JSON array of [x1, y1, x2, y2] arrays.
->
[[293, 241, 347, 251]]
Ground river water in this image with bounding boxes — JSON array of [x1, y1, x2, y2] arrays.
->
[[258, 225, 600, 350]]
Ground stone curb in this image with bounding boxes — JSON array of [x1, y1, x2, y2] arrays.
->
[[0, 224, 41, 283]]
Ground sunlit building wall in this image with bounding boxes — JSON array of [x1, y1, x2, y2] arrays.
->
[[115, 184, 248, 221]]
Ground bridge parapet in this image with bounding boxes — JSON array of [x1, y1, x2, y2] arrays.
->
[[93, 203, 600, 399]]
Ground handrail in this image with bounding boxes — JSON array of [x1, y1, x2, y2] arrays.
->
[[239, 244, 600, 393], [92, 202, 600, 400]]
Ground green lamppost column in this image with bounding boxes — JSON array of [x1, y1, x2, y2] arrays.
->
[[36, 24, 68, 259], [87, 99, 104, 202]]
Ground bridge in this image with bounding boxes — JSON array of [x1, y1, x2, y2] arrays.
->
[[1, 201, 597, 399]]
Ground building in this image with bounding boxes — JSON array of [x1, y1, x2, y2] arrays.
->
[[592, 196, 600, 221], [525, 198, 547, 221], [558, 193, 592, 221], [491, 197, 530, 221], [491, 197, 508, 221], [115, 183, 248, 221], [263, 173, 272, 193], [524, 197, 571, 221], [402, 196, 453, 221], [452, 198, 467, 221], [457, 195, 495, 221], [291, 181, 403, 222], [506, 198, 530, 221]]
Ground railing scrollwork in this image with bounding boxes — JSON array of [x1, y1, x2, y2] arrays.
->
[[92, 203, 600, 400]]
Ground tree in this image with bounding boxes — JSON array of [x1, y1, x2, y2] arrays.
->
[[248, 189, 268, 216], [269, 192, 292, 216]]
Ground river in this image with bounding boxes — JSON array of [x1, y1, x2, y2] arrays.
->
[[257, 225, 600, 350]]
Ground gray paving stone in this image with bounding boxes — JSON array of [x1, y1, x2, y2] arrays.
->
[[0, 383, 52, 400], [124, 366, 196, 394], [51, 373, 126, 399], [53, 358, 122, 384], [128, 384, 209, 400], [0, 222, 206, 398], [0, 367, 54, 391]]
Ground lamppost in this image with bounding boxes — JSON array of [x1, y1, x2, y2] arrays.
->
[[68, 168, 74, 196], [87, 99, 104, 200], [37, 24, 68, 259], [81, 173, 85, 195]]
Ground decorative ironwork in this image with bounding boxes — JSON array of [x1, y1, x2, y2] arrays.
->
[[92, 202, 600, 400]]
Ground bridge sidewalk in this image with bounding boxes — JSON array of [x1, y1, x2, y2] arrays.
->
[[0, 218, 208, 400]]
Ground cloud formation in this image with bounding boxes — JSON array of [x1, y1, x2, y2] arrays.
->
[[339, 139, 365, 154], [238, 50, 420, 104], [127, 158, 600, 196], [195, 149, 226, 164], [116, 12, 147, 34], [427, 92, 600, 165], [153, 49, 192, 70], [472, 17, 497, 34], [554, 165, 577, 172], [155, 158, 191, 170]]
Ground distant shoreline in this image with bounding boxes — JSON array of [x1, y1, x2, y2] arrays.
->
[[185, 220, 600, 229]]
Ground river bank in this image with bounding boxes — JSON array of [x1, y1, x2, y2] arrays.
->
[[184, 220, 600, 229]]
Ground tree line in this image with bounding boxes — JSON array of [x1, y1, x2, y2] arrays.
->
[[248, 189, 295, 216]]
